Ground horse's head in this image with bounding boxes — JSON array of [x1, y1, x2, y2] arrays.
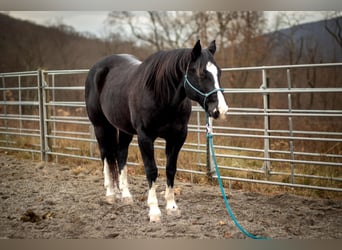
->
[[184, 40, 228, 119]]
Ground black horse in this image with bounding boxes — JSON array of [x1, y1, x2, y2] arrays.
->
[[85, 40, 228, 222]]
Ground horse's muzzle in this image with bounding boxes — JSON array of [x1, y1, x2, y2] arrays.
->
[[210, 109, 220, 119], [208, 103, 228, 120]]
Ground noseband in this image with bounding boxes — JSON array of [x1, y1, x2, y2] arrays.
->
[[183, 66, 224, 109]]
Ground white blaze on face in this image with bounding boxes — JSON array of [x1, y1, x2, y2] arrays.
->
[[206, 62, 229, 117]]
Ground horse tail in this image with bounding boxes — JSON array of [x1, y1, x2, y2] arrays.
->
[[85, 65, 109, 101], [85, 64, 110, 126], [93, 66, 109, 95]]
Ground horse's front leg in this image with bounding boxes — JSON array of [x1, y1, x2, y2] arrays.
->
[[165, 130, 187, 216], [137, 132, 161, 222]]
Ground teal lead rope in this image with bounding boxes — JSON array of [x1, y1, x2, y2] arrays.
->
[[206, 115, 271, 240]]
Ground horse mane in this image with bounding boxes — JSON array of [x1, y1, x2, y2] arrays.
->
[[137, 48, 192, 105]]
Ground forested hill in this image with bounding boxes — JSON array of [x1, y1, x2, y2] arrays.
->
[[0, 13, 150, 73], [0, 12, 341, 73], [268, 16, 342, 64]]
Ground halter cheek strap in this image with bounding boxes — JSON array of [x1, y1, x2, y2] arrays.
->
[[183, 67, 224, 108]]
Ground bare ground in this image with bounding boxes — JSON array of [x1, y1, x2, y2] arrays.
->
[[0, 154, 341, 239]]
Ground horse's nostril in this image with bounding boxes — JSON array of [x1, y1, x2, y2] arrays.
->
[[212, 109, 220, 119]]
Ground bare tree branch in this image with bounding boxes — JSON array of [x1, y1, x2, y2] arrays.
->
[[106, 11, 266, 52], [324, 14, 342, 48]]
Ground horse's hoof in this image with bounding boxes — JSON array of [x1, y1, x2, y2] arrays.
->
[[149, 214, 161, 223], [105, 192, 121, 204], [149, 206, 161, 222], [167, 208, 181, 216], [121, 196, 133, 204], [105, 195, 116, 205]]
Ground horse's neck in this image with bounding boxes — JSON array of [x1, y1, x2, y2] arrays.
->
[[169, 77, 187, 108]]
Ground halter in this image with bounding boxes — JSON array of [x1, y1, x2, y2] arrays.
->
[[183, 65, 224, 109]]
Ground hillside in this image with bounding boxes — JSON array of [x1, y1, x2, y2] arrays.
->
[[269, 16, 342, 64], [1, 13, 341, 73], [0, 13, 151, 72]]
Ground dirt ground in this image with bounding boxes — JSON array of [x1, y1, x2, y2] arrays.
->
[[0, 154, 341, 239]]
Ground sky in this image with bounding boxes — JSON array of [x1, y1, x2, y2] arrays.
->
[[3, 11, 331, 39]]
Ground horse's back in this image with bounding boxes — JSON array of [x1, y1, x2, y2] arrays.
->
[[86, 54, 141, 94]]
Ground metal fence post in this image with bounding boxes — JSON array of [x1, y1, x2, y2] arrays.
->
[[89, 124, 95, 158], [261, 69, 271, 176], [287, 69, 295, 183], [195, 106, 201, 183], [18, 75, 23, 133], [1, 75, 9, 145], [38, 69, 49, 161], [51, 73, 57, 148]]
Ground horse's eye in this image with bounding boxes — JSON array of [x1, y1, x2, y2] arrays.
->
[[200, 70, 210, 78]]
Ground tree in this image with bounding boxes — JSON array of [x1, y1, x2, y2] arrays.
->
[[107, 11, 266, 55], [108, 11, 201, 51], [274, 12, 306, 65], [324, 12, 342, 49], [270, 12, 309, 108]]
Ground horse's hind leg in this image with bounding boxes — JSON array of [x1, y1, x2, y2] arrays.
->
[[93, 124, 120, 203], [117, 131, 133, 203]]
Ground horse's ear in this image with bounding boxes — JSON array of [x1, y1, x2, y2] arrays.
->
[[191, 40, 202, 61], [208, 40, 216, 55]]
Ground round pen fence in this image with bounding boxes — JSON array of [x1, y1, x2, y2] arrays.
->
[[1, 63, 341, 192]]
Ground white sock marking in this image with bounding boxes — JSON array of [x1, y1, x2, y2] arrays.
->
[[119, 165, 132, 199], [165, 186, 178, 211], [206, 62, 229, 117], [148, 182, 161, 222], [103, 158, 121, 198], [103, 158, 116, 196]]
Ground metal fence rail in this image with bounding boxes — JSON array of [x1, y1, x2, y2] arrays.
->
[[0, 63, 341, 192]]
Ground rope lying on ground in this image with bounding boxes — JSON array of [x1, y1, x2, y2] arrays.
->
[[206, 116, 271, 240]]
